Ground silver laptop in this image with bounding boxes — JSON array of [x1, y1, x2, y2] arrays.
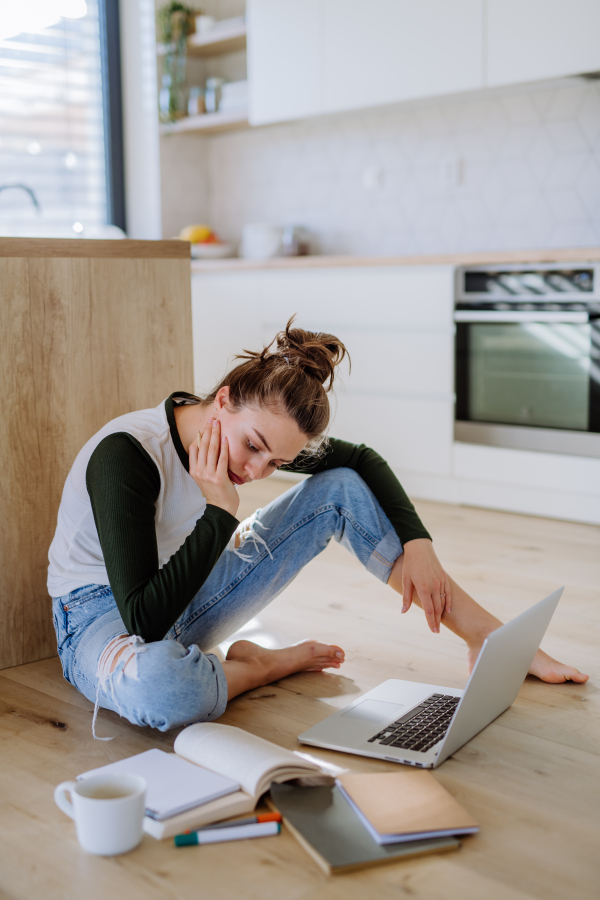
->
[[298, 589, 563, 768]]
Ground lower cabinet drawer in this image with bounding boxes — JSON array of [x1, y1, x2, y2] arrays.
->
[[332, 393, 454, 477]]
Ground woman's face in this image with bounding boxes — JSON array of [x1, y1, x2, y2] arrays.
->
[[214, 388, 308, 484]]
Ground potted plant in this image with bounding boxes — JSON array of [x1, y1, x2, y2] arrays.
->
[[157, 2, 197, 123]]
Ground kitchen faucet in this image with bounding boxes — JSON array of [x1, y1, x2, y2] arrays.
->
[[0, 183, 41, 213]]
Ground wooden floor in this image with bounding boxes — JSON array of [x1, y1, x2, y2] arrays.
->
[[1, 479, 598, 900]]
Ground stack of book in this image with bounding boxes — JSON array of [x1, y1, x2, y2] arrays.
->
[[78, 722, 334, 840], [269, 770, 479, 874], [78, 724, 479, 873]]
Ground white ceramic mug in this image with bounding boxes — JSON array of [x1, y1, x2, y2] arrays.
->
[[241, 223, 283, 260], [54, 774, 147, 855]]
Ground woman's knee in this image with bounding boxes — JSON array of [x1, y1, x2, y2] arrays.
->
[[310, 466, 360, 486], [309, 467, 368, 503], [99, 636, 228, 731]]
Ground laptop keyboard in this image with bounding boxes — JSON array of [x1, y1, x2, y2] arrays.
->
[[367, 693, 460, 753]]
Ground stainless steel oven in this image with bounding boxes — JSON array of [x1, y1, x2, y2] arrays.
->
[[454, 263, 600, 458]]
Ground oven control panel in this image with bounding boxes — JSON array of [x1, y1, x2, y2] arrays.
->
[[455, 263, 600, 312]]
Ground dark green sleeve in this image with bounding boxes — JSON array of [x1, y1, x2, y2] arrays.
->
[[86, 433, 238, 643], [282, 437, 431, 546]]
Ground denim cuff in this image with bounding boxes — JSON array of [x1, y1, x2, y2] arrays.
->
[[365, 530, 403, 584], [204, 653, 229, 720]]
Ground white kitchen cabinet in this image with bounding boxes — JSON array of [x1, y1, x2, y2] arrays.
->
[[486, 0, 600, 87], [247, 0, 483, 125], [453, 442, 600, 524], [324, 0, 484, 114], [333, 393, 454, 476], [192, 274, 263, 394], [192, 265, 456, 479], [335, 330, 453, 398], [247, 0, 323, 125], [247, 0, 600, 128]]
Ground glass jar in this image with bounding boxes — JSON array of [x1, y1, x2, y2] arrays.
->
[[159, 73, 185, 123], [205, 77, 224, 114], [187, 86, 205, 117], [281, 225, 311, 257]]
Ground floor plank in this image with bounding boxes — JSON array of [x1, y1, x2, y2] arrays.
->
[[1, 478, 598, 900]]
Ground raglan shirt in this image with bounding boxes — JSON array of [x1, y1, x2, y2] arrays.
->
[[48, 392, 431, 643]]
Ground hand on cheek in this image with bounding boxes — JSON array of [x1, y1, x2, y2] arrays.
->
[[188, 419, 240, 518]]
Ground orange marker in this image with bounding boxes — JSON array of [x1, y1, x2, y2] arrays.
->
[[195, 812, 282, 832]]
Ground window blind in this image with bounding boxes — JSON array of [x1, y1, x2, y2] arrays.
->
[[0, 0, 111, 236]]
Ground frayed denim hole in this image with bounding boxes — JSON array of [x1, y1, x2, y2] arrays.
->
[[92, 633, 147, 741], [228, 511, 273, 562]]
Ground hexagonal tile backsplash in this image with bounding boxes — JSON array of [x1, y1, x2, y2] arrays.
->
[[204, 79, 600, 255]]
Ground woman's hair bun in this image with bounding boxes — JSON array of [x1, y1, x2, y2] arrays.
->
[[272, 315, 349, 391], [209, 315, 350, 443]]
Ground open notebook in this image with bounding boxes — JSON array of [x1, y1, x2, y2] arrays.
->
[[79, 748, 239, 821], [82, 723, 334, 840]]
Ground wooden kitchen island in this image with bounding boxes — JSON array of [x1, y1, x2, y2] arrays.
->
[[1, 477, 598, 900]]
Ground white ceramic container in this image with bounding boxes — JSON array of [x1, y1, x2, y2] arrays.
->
[[240, 223, 283, 260]]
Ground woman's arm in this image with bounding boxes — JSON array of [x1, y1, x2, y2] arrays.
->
[[283, 438, 431, 544], [86, 433, 238, 642]]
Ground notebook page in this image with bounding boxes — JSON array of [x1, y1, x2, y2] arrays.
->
[[78, 748, 240, 820], [174, 723, 320, 799]]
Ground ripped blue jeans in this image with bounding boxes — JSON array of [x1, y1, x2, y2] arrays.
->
[[51, 469, 402, 735]]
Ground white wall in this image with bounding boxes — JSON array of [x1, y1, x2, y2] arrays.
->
[[200, 78, 600, 255], [159, 133, 209, 239]]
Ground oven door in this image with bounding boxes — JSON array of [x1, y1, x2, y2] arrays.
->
[[455, 310, 600, 456]]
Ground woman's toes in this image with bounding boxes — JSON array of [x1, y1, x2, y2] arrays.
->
[[287, 639, 345, 671], [569, 670, 590, 683], [529, 650, 589, 683], [322, 644, 344, 663], [548, 666, 589, 683]]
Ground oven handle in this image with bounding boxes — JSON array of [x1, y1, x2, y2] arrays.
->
[[454, 310, 591, 324]]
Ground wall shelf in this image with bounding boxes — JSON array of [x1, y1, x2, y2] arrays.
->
[[160, 109, 249, 136], [158, 23, 246, 59]]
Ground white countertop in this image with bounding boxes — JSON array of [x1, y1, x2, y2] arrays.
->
[[191, 246, 600, 273]]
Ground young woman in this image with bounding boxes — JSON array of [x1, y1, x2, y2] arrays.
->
[[48, 320, 588, 736]]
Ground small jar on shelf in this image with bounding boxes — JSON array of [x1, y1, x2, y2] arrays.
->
[[205, 77, 225, 113], [187, 86, 205, 117], [159, 74, 186, 123]]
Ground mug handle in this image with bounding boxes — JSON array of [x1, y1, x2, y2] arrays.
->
[[54, 781, 77, 820]]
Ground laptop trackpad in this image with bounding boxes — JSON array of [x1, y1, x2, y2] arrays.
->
[[336, 699, 405, 742]]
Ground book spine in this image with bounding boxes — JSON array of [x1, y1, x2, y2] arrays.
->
[[143, 793, 255, 840]]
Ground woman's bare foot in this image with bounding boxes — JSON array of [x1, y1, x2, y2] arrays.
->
[[467, 641, 589, 683], [528, 648, 589, 683], [227, 638, 344, 676], [222, 639, 345, 700]]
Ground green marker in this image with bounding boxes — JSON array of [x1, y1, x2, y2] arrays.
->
[[175, 820, 281, 846]]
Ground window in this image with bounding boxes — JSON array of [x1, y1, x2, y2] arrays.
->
[[0, 0, 125, 237]]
